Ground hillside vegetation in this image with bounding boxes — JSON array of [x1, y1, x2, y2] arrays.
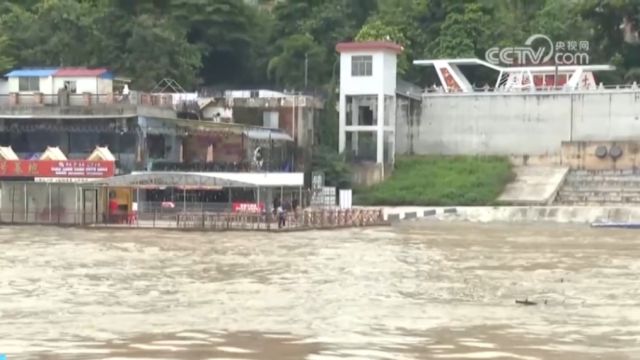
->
[[356, 156, 514, 206]]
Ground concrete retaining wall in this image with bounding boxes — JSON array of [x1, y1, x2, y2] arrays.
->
[[376, 205, 640, 224], [561, 141, 640, 170], [397, 90, 640, 156]]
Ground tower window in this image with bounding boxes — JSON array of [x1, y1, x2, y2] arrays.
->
[[351, 56, 373, 77]]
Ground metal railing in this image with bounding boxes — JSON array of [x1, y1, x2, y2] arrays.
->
[[0, 93, 128, 107], [421, 83, 640, 96], [176, 208, 386, 230], [0, 208, 387, 231], [138, 202, 231, 215]]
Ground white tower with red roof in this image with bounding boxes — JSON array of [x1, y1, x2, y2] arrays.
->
[[336, 41, 403, 167]]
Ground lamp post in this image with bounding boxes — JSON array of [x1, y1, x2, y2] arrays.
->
[[304, 52, 309, 89]]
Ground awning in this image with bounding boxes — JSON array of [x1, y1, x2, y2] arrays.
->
[[130, 184, 223, 190], [89, 171, 304, 188]]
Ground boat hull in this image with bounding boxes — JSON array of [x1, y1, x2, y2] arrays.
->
[[591, 222, 640, 229]]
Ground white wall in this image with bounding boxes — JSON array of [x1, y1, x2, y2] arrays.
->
[[7, 76, 53, 94], [41, 76, 53, 94], [226, 90, 287, 98], [382, 52, 398, 97], [7, 77, 17, 92], [98, 78, 113, 94], [397, 90, 640, 156], [340, 51, 396, 95], [202, 105, 233, 121], [53, 77, 99, 94], [0, 79, 7, 95], [338, 49, 399, 160]]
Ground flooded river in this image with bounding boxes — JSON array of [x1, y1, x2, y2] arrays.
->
[[1, 222, 639, 359]]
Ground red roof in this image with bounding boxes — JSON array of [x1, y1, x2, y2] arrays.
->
[[54, 67, 109, 77], [336, 41, 403, 54]]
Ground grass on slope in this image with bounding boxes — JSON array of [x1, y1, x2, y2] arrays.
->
[[355, 156, 514, 206]]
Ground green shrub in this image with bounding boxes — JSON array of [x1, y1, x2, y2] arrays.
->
[[355, 155, 514, 206]]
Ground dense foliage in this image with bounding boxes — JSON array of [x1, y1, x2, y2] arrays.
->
[[355, 156, 514, 206], [1, 0, 639, 152], [1, 0, 639, 90]]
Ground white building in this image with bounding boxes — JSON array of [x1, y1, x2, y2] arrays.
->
[[4, 68, 58, 95], [52, 67, 113, 95], [3, 67, 115, 105], [336, 41, 402, 169]]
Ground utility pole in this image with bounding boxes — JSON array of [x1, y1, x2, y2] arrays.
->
[[304, 52, 309, 89], [553, 44, 558, 90]]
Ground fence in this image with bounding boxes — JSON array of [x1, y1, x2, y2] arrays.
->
[[0, 208, 387, 231], [422, 83, 640, 95], [0, 93, 128, 107], [137, 201, 230, 218], [175, 208, 386, 231]]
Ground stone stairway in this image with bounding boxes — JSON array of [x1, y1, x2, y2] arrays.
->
[[555, 170, 640, 204]]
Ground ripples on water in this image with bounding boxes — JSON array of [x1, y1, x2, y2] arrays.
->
[[0, 222, 640, 359]]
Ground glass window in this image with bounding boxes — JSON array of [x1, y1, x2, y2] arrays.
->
[[351, 55, 373, 77], [64, 80, 77, 93], [18, 77, 40, 92]]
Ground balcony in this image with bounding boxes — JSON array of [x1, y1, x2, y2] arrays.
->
[[0, 91, 188, 119], [0, 92, 137, 118]]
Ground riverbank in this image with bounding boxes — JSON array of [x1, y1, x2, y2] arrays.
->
[[355, 156, 514, 206], [369, 205, 640, 224]]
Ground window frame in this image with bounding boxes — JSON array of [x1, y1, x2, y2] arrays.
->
[[351, 55, 373, 77], [64, 80, 77, 94], [18, 77, 40, 92]]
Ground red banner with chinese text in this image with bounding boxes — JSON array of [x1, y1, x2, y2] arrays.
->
[[231, 202, 265, 213], [0, 160, 115, 178]]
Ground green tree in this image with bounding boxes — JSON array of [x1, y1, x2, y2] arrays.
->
[[0, 36, 14, 72], [122, 14, 201, 90], [372, 0, 437, 83], [0, 0, 105, 67], [267, 34, 325, 88], [269, 0, 371, 91], [170, 0, 265, 85], [433, 3, 491, 58], [355, 19, 410, 73], [311, 145, 351, 188], [0, 0, 203, 89], [577, 0, 640, 83]]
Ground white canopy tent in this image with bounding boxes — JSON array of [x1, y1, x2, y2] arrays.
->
[[39, 146, 67, 161], [89, 171, 305, 212], [0, 146, 19, 160], [87, 146, 116, 161]]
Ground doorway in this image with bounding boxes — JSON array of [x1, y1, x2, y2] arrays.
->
[[82, 188, 99, 224]]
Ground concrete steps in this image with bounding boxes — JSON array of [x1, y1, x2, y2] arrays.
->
[[555, 170, 640, 204], [557, 193, 640, 204]]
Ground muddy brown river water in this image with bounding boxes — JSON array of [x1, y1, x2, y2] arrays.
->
[[0, 222, 639, 360]]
